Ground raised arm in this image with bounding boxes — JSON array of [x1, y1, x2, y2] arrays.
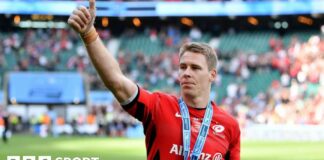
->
[[67, 0, 137, 103]]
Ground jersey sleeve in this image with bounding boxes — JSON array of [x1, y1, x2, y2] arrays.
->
[[225, 120, 241, 160], [121, 86, 158, 123]]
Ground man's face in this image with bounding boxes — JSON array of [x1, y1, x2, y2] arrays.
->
[[179, 51, 216, 98]]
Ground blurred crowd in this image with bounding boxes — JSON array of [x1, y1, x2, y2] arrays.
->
[[226, 35, 324, 127], [0, 26, 323, 137], [0, 103, 140, 138]]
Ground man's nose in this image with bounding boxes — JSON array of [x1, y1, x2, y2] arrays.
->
[[183, 68, 192, 77]]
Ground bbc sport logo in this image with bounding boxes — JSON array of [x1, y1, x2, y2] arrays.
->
[[7, 156, 99, 160]]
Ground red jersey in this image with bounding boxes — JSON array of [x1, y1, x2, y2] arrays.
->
[[122, 87, 240, 160]]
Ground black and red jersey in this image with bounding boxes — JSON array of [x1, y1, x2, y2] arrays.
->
[[122, 87, 240, 160]]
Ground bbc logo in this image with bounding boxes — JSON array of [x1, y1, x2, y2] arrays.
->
[[7, 156, 51, 160], [7, 156, 99, 160]]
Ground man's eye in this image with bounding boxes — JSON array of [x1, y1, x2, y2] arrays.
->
[[180, 66, 186, 69], [192, 66, 200, 70]]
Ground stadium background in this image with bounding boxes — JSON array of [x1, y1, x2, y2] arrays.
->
[[0, 0, 324, 159]]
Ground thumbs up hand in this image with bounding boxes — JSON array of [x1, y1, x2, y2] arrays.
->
[[68, 0, 96, 35]]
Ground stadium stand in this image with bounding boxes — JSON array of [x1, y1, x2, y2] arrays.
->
[[1, 25, 323, 138], [0, 0, 323, 138]]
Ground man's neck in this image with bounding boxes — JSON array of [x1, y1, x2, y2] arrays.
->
[[182, 95, 210, 109]]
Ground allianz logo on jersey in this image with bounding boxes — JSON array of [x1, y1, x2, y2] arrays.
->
[[7, 156, 99, 160], [170, 144, 223, 160]]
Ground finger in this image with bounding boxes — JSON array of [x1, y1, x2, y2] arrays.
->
[[78, 6, 91, 20], [68, 18, 81, 32], [68, 18, 82, 32], [89, 0, 95, 11], [75, 7, 89, 24], [71, 14, 85, 29]]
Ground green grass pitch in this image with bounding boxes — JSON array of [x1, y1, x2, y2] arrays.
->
[[1, 135, 324, 160]]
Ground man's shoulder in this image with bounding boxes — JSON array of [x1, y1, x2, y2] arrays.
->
[[213, 104, 239, 128], [140, 87, 178, 102], [155, 90, 179, 102]]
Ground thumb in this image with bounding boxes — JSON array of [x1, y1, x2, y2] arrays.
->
[[89, 0, 96, 19], [82, 0, 96, 35]]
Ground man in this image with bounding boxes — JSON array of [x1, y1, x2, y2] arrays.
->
[[68, 0, 240, 159], [1, 109, 9, 143]]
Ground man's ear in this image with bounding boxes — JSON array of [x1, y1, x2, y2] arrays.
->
[[209, 68, 217, 81]]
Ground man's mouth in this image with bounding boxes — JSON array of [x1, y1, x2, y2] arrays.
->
[[181, 82, 194, 86]]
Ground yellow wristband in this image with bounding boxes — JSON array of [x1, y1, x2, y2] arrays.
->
[[81, 27, 98, 45]]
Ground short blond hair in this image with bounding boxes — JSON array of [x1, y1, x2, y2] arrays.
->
[[179, 42, 218, 71]]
